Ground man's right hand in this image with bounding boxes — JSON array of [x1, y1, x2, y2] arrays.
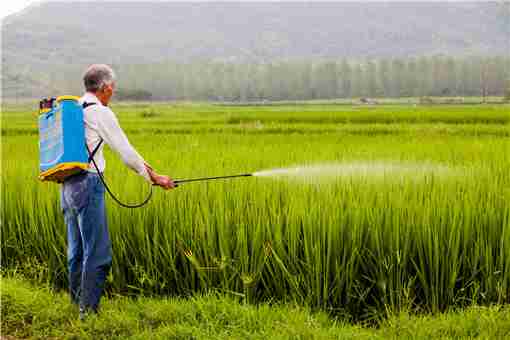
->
[[145, 164, 176, 190]]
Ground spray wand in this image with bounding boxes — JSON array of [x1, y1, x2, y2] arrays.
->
[[174, 173, 252, 185]]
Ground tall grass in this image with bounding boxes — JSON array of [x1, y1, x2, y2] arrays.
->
[[2, 104, 509, 319]]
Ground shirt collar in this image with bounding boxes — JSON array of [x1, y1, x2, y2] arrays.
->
[[81, 92, 101, 106]]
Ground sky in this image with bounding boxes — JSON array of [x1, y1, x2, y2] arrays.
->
[[0, 0, 37, 20], [0, 0, 488, 21]]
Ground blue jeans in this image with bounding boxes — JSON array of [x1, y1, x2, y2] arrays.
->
[[61, 172, 112, 313]]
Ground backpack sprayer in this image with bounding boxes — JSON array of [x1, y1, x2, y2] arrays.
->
[[38, 96, 253, 208]]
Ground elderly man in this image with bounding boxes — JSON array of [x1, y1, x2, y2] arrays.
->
[[60, 64, 174, 319]]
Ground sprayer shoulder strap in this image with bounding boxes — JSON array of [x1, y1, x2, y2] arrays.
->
[[82, 102, 103, 163], [82, 101, 97, 109], [86, 139, 103, 163]]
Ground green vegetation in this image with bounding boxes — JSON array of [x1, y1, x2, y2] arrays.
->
[[112, 56, 510, 101], [2, 103, 509, 321], [6, 56, 510, 101], [3, 102, 510, 135], [3, 276, 510, 339]]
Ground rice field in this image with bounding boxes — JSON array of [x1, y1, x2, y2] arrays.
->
[[2, 102, 509, 319]]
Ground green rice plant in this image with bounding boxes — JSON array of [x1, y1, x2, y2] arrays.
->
[[1, 103, 509, 319]]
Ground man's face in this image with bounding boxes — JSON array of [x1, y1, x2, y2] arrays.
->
[[104, 81, 116, 100], [99, 81, 116, 105]]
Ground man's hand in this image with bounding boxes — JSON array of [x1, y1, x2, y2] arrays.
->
[[145, 163, 176, 190]]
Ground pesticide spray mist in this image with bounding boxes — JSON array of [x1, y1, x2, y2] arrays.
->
[[174, 162, 458, 186], [252, 162, 455, 183]]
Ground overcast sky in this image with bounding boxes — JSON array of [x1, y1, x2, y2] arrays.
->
[[0, 0, 37, 20], [0, 0, 488, 22]]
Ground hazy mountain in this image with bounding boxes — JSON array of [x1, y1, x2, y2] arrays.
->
[[2, 2, 509, 99], [3, 1, 509, 67]]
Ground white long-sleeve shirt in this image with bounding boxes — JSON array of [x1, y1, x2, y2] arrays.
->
[[79, 92, 151, 182]]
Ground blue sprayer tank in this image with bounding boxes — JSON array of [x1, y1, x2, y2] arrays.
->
[[39, 96, 89, 183]]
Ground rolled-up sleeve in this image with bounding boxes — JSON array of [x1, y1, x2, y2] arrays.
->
[[96, 107, 151, 182]]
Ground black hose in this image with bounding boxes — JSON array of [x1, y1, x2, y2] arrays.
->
[[88, 146, 153, 209], [87, 143, 251, 206]]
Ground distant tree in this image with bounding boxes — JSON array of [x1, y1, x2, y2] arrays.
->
[[504, 76, 510, 101], [292, 61, 311, 100], [339, 60, 352, 98], [262, 63, 275, 100], [480, 59, 490, 103], [445, 57, 457, 96], [505, 88, 510, 102], [504, 58, 510, 100], [417, 56, 433, 96], [351, 63, 364, 98], [457, 58, 471, 96], [378, 59, 391, 97], [431, 56, 444, 96], [366, 60, 378, 97], [467, 57, 483, 97], [391, 59, 405, 97], [405, 58, 418, 97], [494, 57, 509, 96]]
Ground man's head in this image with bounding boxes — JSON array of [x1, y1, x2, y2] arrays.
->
[[83, 64, 116, 106]]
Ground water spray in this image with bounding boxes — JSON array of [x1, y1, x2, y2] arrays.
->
[[174, 162, 453, 185]]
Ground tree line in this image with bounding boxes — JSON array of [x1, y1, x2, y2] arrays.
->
[[5, 55, 509, 101], [113, 56, 510, 101]]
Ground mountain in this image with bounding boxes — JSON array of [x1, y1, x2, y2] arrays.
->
[[3, 2, 509, 65], [2, 2, 509, 99]]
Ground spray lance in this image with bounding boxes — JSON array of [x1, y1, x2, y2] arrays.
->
[[174, 173, 252, 185]]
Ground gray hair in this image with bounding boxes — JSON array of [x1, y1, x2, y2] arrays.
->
[[83, 64, 116, 92]]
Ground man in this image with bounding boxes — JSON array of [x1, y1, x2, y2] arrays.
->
[[60, 64, 174, 319]]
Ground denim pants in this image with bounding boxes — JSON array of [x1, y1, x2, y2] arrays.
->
[[61, 172, 112, 313]]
